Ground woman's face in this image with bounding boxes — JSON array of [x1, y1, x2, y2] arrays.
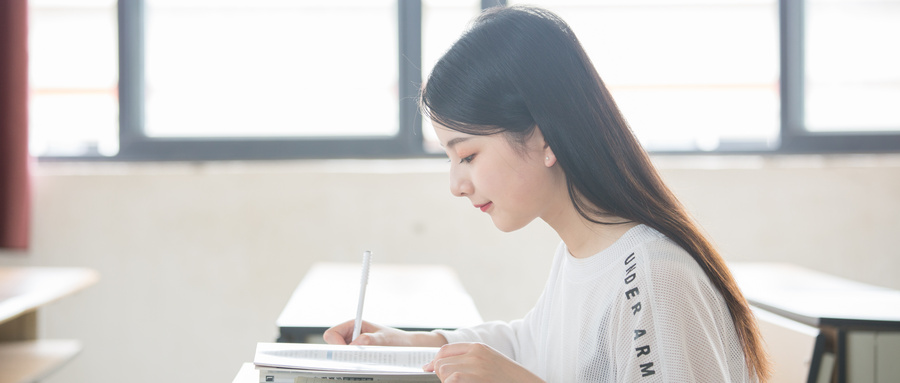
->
[[433, 122, 564, 232]]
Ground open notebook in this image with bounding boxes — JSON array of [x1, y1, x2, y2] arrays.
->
[[253, 342, 441, 383]]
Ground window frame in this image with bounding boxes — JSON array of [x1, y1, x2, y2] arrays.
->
[[777, 0, 900, 154], [112, 0, 425, 161], [36, 0, 900, 161]]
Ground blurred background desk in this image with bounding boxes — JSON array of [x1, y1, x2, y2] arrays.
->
[[233, 262, 484, 382], [276, 262, 483, 343], [0, 267, 98, 383], [732, 262, 900, 383]]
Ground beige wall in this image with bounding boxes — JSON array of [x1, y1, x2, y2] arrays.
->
[[1, 154, 899, 383]]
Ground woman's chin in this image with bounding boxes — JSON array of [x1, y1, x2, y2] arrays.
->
[[491, 216, 531, 233]]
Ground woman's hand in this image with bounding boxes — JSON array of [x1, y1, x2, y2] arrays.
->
[[423, 343, 545, 383], [322, 319, 448, 347]]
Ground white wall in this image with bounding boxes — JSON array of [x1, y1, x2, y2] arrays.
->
[[1, 154, 899, 383]]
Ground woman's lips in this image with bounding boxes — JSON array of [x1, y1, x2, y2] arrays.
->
[[475, 202, 493, 212]]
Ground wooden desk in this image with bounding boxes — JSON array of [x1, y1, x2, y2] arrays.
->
[[0, 267, 99, 383], [276, 262, 483, 343]]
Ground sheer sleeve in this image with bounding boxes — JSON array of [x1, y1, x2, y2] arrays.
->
[[609, 243, 751, 382]]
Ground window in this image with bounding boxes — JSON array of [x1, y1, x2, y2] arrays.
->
[[29, 0, 118, 157], [513, 0, 900, 153], [805, 0, 900, 132], [510, 0, 780, 152], [115, 0, 423, 160], [143, 1, 399, 140], [29, 0, 900, 160], [780, 0, 900, 152]]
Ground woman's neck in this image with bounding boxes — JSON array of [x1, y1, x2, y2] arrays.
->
[[543, 200, 638, 259]]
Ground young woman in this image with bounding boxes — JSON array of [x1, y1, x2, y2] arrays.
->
[[324, 5, 770, 382]]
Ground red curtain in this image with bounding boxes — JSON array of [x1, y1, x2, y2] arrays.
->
[[0, 0, 30, 250]]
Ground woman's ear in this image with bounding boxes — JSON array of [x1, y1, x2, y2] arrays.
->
[[533, 125, 557, 167], [544, 148, 557, 167]]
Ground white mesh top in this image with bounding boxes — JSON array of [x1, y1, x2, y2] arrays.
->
[[435, 224, 754, 382]]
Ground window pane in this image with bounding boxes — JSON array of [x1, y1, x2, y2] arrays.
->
[[28, 0, 119, 157], [144, 0, 397, 138], [421, 0, 481, 153], [806, 0, 900, 132], [508, 0, 780, 151]]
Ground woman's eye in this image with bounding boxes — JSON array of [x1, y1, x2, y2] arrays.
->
[[460, 154, 476, 164]]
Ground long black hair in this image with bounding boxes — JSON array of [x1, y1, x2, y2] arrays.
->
[[420, 6, 770, 381]]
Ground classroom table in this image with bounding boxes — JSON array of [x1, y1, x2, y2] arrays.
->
[[0, 267, 99, 383], [276, 262, 484, 343], [731, 262, 900, 383], [235, 262, 483, 382]]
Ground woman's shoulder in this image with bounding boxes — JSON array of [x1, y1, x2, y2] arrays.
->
[[620, 227, 714, 293], [628, 226, 699, 268]]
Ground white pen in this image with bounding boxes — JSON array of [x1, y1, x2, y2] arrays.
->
[[351, 250, 372, 342]]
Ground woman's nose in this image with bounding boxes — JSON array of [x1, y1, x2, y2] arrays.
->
[[449, 167, 473, 197]]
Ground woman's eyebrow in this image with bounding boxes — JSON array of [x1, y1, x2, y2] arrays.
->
[[444, 137, 472, 149]]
